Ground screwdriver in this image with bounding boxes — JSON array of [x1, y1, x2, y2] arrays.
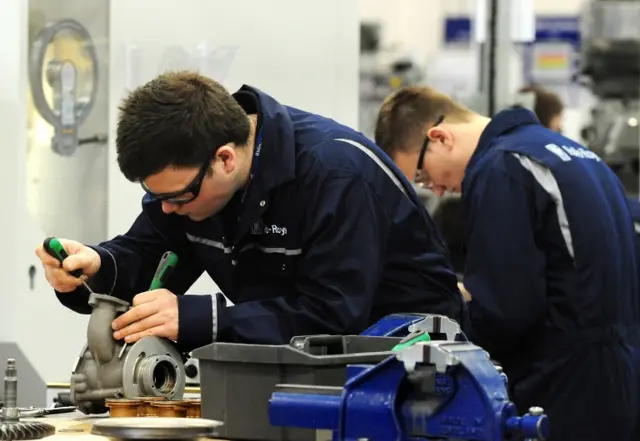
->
[[392, 329, 431, 352], [118, 251, 178, 357], [149, 251, 179, 291], [43, 237, 94, 293]]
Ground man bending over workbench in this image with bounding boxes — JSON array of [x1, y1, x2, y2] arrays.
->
[[35, 71, 464, 352], [374, 85, 640, 441]]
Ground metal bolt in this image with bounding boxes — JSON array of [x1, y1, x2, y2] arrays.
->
[[528, 406, 544, 416], [259, 200, 266, 207], [2, 358, 19, 422]]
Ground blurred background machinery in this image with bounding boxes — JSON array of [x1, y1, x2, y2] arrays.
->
[[579, 0, 640, 193], [359, 22, 425, 140]]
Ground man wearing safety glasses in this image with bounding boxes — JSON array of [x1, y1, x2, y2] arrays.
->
[[35, 72, 464, 354], [374, 86, 640, 441]]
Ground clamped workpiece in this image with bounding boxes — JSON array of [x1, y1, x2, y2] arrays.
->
[[269, 338, 550, 441], [43, 238, 187, 414]]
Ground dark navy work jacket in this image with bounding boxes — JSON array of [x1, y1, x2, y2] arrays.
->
[[463, 108, 640, 440], [57, 85, 463, 352], [628, 196, 640, 232]]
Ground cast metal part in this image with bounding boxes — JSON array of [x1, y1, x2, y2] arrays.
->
[[29, 18, 104, 156], [121, 338, 185, 399], [91, 417, 223, 440], [0, 359, 55, 440], [71, 293, 186, 415]]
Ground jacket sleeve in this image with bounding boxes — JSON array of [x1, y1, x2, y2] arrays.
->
[[56, 198, 205, 315], [463, 162, 547, 357], [176, 169, 392, 348]]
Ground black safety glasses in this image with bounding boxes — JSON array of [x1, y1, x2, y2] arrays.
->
[[141, 158, 211, 205], [414, 115, 444, 187]]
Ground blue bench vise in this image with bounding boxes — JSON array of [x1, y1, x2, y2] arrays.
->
[[268, 339, 550, 440]]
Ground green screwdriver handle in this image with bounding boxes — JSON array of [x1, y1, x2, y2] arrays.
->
[[43, 237, 83, 278], [149, 251, 179, 290], [392, 330, 431, 352]]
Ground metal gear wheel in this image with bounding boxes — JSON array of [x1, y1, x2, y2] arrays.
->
[[0, 421, 56, 441]]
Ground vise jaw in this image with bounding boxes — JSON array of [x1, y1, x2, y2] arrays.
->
[[70, 293, 186, 414]]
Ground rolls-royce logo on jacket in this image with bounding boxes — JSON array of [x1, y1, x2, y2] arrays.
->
[[251, 221, 288, 236]]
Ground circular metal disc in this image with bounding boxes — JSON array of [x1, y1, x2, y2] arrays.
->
[[91, 417, 223, 440]]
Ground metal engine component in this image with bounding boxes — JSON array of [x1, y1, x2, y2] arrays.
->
[[71, 293, 186, 415], [91, 417, 223, 440], [0, 359, 55, 440]]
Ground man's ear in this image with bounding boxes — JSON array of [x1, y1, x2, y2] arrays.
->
[[216, 145, 237, 173], [428, 127, 454, 151]]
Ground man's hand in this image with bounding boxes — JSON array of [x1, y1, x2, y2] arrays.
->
[[112, 289, 179, 343], [458, 282, 472, 302], [35, 239, 101, 293]]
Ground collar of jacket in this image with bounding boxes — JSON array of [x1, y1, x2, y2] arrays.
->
[[232, 85, 296, 192], [462, 108, 540, 191], [229, 85, 297, 246]]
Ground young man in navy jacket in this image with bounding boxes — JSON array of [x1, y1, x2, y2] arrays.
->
[[35, 72, 463, 352], [375, 86, 640, 441]]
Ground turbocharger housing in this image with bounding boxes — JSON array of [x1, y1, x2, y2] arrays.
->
[[70, 293, 186, 414]]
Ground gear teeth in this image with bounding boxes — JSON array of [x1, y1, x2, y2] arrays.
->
[[0, 422, 56, 440]]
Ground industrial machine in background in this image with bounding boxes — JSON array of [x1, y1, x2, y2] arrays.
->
[[29, 18, 107, 156], [359, 22, 425, 141], [579, 0, 640, 194]]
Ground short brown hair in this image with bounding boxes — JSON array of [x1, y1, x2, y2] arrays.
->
[[374, 86, 473, 156], [116, 70, 250, 182], [518, 85, 564, 128]]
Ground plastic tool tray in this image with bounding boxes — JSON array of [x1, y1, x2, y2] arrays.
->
[[192, 334, 401, 441]]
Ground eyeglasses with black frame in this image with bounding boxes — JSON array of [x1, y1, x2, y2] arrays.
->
[[414, 115, 445, 187], [141, 157, 212, 205]]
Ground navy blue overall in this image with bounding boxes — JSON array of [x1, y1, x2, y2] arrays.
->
[[463, 108, 640, 441]]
